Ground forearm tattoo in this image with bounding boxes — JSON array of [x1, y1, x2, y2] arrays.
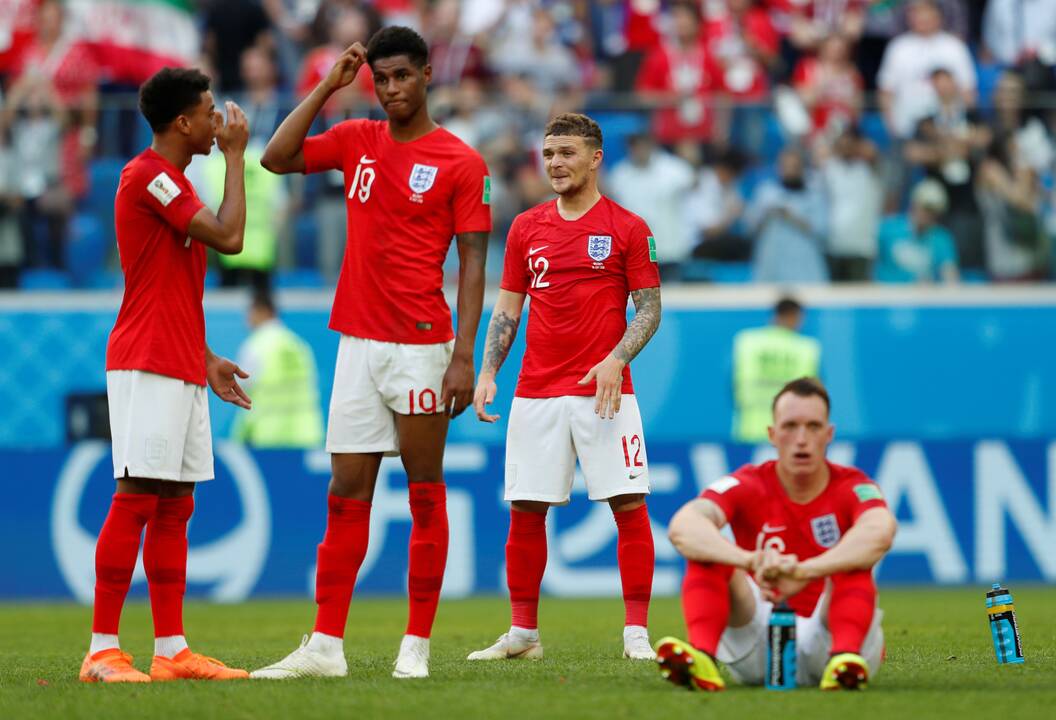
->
[[482, 310, 521, 375], [614, 287, 661, 364]]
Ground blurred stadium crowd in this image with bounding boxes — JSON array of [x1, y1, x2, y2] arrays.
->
[[1, 0, 1055, 289]]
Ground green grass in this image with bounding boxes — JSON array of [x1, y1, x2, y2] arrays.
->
[[1, 588, 1054, 719]]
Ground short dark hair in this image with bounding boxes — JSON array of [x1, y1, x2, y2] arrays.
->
[[251, 288, 276, 315], [772, 377, 830, 415], [366, 26, 429, 68], [544, 112, 603, 149], [775, 296, 803, 317], [139, 67, 211, 132]]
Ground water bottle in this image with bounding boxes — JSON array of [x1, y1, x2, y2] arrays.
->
[[986, 583, 1025, 664], [765, 602, 796, 689]]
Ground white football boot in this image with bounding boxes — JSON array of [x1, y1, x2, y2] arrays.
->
[[392, 635, 430, 679], [250, 635, 348, 679], [467, 628, 544, 660], [622, 625, 656, 660]]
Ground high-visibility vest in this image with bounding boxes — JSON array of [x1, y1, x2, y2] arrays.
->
[[232, 322, 324, 448], [732, 326, 821, 442], [202, 144, 281, 271]]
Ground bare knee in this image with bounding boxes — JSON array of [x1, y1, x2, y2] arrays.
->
[[607, 493, 646, 513], [511, 500, 550, 515], [158, 481, 195, 498], [329, 453, 382, 501]]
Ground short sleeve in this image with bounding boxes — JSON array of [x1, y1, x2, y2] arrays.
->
[[624, 218, 661, 291], [500, 214, 528, 293], [843, 476, 888, 523], [141, 166, 204, 235], [302, 121, 349, 174], [452, 152, 493, 234], [700, 473, 752, 525]]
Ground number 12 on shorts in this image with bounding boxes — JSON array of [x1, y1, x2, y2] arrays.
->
[[622, 434, 644, 468]]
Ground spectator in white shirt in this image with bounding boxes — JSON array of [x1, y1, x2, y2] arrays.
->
[[607, 132, 696, 278], [687, 147, 749, 262], [877, 0, 976, 140], [983, 0, 1056, 70], [820, 128, 881, 281]]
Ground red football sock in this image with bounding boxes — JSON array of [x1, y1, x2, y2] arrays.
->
[[92, 493, 158, 634], [614, 504, 654, 627], [506, 508, 548, 630], [681, 560, 734, 656], [143, 495, 194, 638], [828, 570, 877, 654], [405, 483, 449, 638], [313, 494, 371, 638]]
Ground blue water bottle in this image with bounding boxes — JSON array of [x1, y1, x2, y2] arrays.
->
[[765, 602, 796, 689], [986, 583, 1025, 664]]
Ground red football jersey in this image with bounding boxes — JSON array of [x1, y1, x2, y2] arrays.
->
[[500, 196, 660, 398], [106, 149, 208, 385], [302, 120, 492, 344], [702, 461, 888, 617]]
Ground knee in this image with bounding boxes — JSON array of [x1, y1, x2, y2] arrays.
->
[[608, 493, 646, 513], [511, 500, 550, 516], [329, 469, 374, 502]]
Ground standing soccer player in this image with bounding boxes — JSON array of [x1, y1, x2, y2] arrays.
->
[[80, 68, 253, 683], [467, 113, 662, 662], [252, 26, 490, 680], [656, 378, 897, 691]]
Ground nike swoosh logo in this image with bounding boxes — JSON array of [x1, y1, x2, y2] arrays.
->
[[528, 245, 549, 256], [629, 471, 644, 479], [359, 155, 376, 164], [762, 523, 785, 533]]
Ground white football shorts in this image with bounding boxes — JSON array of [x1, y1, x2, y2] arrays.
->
[[326, 334, 454, 456], [717, 577, 885, 686], [504, 394, 650, 504], [106, 369, 213, 482]]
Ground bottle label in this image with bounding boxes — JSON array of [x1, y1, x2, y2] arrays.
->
[[989, 612, 1025, 663]]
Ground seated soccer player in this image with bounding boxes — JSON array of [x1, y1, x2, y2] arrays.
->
[[656, 377, 896, 691]]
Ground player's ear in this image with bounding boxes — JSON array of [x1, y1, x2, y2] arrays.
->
[[825, 422, 835, 444], [591, 147, 603, 170], [422, 63, 432, 86], [767, 423, 776, 446]]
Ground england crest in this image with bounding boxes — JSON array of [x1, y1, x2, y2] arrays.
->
[[587, 235, 612, 261], [409, 164, 438, 194], [810, 513, 841, 548]]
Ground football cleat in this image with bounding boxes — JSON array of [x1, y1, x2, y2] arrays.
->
[[79, 649, 151, 683], [654, 636, 725, 692], [820, 652, 869, 690], [250, 635, 348, 680], [466, 631, 544, 661], [392, 635, 430, 679], [622, 625, 656, 660], [150, 648, 248, 680]]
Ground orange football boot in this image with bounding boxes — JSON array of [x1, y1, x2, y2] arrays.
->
[[150, 648, 249, 681], [79, 648, 151, 683]]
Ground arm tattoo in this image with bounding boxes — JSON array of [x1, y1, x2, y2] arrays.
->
[[482, 310, 521, 375], [613, 287, 661, 364]]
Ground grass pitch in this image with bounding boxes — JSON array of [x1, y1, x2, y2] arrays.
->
[[1, 588, 1054, 719]]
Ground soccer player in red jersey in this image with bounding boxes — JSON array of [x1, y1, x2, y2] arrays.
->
[[251, 27, 490, 680], [80, 68, 253, 683], [655, 378, 898, 691], [467, 113, 662, 662]]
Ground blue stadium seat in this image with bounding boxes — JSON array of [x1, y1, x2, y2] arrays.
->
[[274, 268, 325, 289], [681, 260, 753, 284], [87, 157, 126, 247], [86, 269, 123, 289], [591, 111, 649, 168], [960, 269, 989, 284], [18, 269, 72, 291], [294, 214, 319, 269], [65, 213, 107, 288], [859, 111, 890, 151]]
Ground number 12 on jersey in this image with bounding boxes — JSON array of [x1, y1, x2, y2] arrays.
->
[[528, 255, 550, 288]]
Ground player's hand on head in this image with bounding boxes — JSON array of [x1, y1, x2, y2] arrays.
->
[[326, 42, 367, 91], [473, 375, 500, 423], [206, 353, 252, 410], [441, 353, 475, 419], [578, 353, 625, 420], [217, 101, 249, 156]]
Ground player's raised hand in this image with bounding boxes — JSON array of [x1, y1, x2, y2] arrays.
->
[[324, 42, 368, 92], [441, 353, 475, 418], [578, 353, 626, 420], [206, 353, 252, 410], [473, 374, 500, 423], [216, 100, 249, 157]]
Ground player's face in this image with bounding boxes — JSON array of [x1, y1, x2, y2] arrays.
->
[[768, 393, 834, 477], [372, 56, 431, 123], [177, 90, 219, 155], [542, 135, 602, 196]]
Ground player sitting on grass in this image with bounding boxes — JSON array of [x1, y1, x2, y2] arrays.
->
[[656, 378, 897, 691], [80, 67, 252, 683]]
